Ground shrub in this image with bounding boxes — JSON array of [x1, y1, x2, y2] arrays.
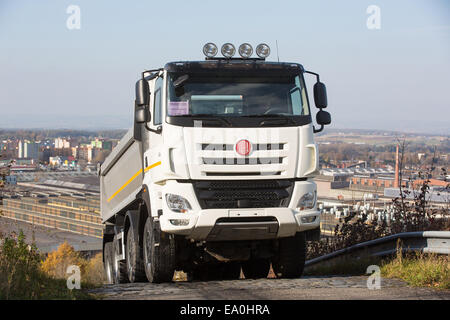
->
[[41, 242, 106, 287], [0, 232, 94, 299], [0, 231, 43, 299], [41, 241, 87, 279], [84, 252, 106, 285]]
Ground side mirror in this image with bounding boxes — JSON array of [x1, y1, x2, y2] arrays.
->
[[134, 104, 151, 141], [313, 82, 327, 108], [135, 106, 150, 124], [136, 79, 150, 106], [316, 110, 331, 125]]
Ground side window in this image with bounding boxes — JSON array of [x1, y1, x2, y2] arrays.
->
[[153, 77, 163, 125]]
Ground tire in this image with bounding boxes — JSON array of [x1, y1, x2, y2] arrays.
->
[[126, 226, 146, 283], [242, 258, 270, 279], [272, 232, 306, 279], [143, 217, 176, 283], [113, 234, 128, 284], [103, 241, 114, 284]]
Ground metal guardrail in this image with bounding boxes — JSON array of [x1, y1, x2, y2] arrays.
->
[[305, 231, 450, 267]]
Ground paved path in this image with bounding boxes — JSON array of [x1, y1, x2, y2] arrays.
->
[[89, 276, 450, 300]]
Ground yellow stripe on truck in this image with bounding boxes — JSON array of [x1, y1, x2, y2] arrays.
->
[[107, 161, 161, 203], [144, 161, 161, 172]]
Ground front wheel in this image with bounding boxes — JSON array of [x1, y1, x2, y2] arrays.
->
[[143, 217, 176, 283], [272, 232, 306, 279]]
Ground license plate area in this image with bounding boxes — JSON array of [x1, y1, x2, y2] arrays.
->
[[228, 209, 266, 218]]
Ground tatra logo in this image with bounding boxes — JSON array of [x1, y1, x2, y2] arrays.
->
[[235, 139, 252, 156]]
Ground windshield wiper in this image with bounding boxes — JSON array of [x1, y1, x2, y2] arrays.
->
[[172, 114, 232, 127], [243, 114, 291, 118], [242, 114, 297, 126]]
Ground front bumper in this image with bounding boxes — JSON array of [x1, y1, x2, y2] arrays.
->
[[159, 179, 320, 241]]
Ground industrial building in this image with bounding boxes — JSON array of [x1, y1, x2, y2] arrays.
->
[[1, 193, 103, 238]]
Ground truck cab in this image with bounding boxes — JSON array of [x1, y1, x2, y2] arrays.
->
[[100, 43, 331, 284]]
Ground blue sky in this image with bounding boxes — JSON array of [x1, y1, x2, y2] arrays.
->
[[0, 0, 449, 133]]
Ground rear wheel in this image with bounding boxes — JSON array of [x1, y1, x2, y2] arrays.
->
[[143, 217, 176, 283], [242, 258, 270, 279], [126, 226, 146, 283], [113, 234, 128, 284], [272, 232, 306, 278], [103, 241, 114, 284]]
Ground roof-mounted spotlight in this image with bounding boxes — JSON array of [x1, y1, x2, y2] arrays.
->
[[221, 43, 236, 58], [203, 42, 218, 58], [238, 43, 253, 58], [256, 43, 271, 59]]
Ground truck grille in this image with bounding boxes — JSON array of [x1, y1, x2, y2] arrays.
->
[[192, 180, 294, 209], [198, 142, 288, 177], [202, 157, 284, 165], [201, 143, 285, 151]]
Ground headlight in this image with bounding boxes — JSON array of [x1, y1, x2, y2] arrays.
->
[[165, 194, 192, 213], [297, 191, 316, 210]]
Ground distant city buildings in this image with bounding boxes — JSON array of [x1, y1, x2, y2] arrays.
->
[[18, 140, 40, 159], [54, 138, 70, 149], [0, 135, 119, 175]]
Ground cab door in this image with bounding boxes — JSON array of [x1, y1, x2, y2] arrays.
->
[[144, 73, 164, 183]]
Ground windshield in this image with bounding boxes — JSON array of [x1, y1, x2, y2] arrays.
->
[[167, 74, 310, 118]]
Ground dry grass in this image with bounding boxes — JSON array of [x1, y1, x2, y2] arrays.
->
[[381, 250, 450, 290]]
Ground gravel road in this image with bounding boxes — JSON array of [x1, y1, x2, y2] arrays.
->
[[89, 276, 450, 300]]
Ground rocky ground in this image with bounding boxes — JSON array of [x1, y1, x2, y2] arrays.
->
[[89, 276, 450, 300]]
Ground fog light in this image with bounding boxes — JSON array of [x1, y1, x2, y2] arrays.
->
[[169, 219, 190, 226], [300, 216, 317, 223], [221, 43, 236, 58]]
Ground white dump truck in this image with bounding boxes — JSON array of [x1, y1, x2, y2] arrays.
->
[[100, 43, 331, 284]]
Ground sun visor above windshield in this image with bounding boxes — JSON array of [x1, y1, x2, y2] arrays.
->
[[164, 60, 304, 76]]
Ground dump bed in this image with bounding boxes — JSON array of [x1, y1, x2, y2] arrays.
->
[[99, 128, 143, 222]]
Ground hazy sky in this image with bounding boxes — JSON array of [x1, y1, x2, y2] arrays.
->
[[0, 0, 449, 134]]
